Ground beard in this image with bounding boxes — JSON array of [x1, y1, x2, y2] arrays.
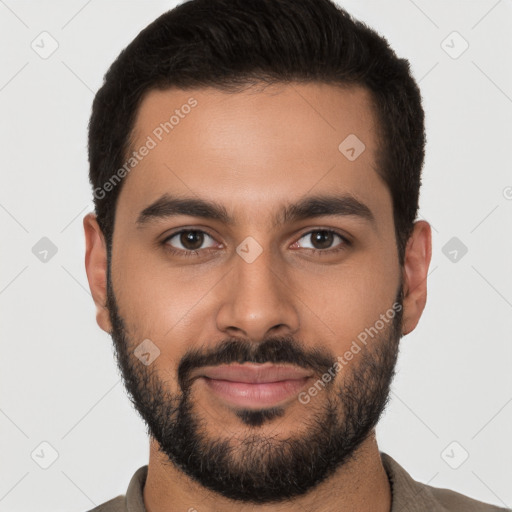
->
[[106, 271, 403, 504]]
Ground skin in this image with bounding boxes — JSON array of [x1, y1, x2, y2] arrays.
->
[[84, 82, 432, 512]]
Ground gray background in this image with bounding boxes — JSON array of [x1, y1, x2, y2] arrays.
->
[[0, 0, 511, 510]]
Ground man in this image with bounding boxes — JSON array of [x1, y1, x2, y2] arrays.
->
[[83, 0, 507, 510]]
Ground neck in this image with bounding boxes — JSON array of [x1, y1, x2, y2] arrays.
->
[[143, 432, 392, 512]]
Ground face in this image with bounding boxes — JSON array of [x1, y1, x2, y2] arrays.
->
[[85, 82, 430, 503]]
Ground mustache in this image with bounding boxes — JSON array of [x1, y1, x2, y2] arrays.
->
[[177, 336, 336, 391]]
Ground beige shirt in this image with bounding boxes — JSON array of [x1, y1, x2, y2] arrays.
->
[[87, 452, 509, 511]]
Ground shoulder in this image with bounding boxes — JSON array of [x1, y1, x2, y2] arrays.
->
[[380, 452, 509, 512], [84, 465, 148, 512], [428, 485, 509, 512], [86, 495, 125, 512]]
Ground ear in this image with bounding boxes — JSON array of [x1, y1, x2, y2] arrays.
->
[[83, 213, 112, 334], [401, 220, 432, 336]]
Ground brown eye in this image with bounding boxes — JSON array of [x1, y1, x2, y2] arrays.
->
[[295, 230, 348, 251], [164, 230, 216, 252], [310, 231, 334, 249], [180, 230, 204, 250]]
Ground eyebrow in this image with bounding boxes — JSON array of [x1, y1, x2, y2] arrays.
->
[[136, 193, 376, 229]]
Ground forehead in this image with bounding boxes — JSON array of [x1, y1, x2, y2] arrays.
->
[[117, 82, 390, 225]]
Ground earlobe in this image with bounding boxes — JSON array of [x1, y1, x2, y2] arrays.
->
[[83, 213, 112, 334], [401, 220, 432, 336]]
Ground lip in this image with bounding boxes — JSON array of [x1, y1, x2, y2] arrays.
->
[[199, 363, 313, 383], [195, 363, 313, 409]]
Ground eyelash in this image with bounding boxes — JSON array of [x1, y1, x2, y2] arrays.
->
[[161, 229, 352, 258]]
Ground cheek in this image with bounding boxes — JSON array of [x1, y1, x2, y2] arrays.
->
[[111, 243, 221, 343], [307, 254, 400, 348]]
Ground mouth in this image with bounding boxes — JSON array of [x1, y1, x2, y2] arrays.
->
[[194, 363, 314, 409]]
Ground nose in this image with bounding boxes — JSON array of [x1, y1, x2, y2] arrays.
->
[[215, 244, 300, 342]]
